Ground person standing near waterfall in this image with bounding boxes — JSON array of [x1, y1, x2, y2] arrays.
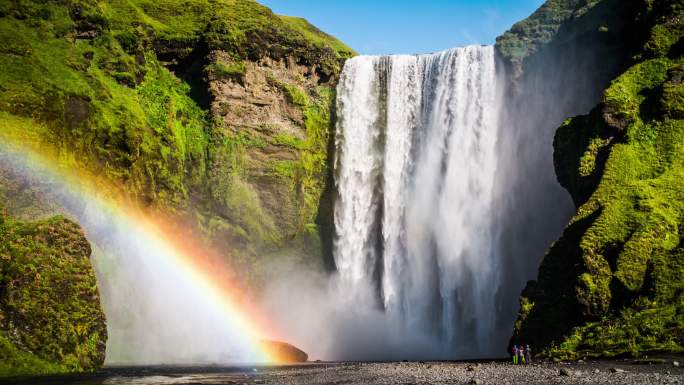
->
[[519, 345, 526, 365], [525, 345, 532, 365], [512, 345, 519, 365]]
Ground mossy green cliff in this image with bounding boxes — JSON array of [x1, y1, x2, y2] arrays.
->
[[0, 0, 353, 375], [497, 0, 605, 63], [0, 205, 107, 376], [509, 0, 684, 359], [2, 0, 682, 373], [0, 0, 353, 283]]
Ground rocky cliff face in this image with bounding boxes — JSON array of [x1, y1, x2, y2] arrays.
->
[[0, 0, 353, 285], [3, 0, 680, 369], [506, 0, 684, 358], [0, 0, 352, 374]]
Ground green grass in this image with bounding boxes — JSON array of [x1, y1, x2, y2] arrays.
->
[[281, 83, 310, 107], [495, 0, 603, 61], [278, 15, 356, 59], [273, 132, 306, 149], [206, 61, 247, 82], [0, 333, 67, 377]]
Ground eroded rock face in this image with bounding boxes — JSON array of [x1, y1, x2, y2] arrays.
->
[[208, 53, 332, 241]]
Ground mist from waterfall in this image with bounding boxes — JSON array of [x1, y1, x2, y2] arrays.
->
[[332, 46, 504, 357], [0, 145, 265, 366], [305, 32, 624, 359]]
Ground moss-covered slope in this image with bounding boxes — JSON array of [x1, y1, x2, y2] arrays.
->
[[0, 0, 353, 375], [0, 207, 106, 376], [497, 0, 605, 63], [512, 0, 684, 359], [0, 0, 354, 286]]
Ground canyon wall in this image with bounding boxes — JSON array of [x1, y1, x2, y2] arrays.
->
[[0, 0, 352, 374], [500, 0, 684, 358]]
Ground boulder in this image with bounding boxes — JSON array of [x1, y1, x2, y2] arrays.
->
[[260, 340, 308, 363]]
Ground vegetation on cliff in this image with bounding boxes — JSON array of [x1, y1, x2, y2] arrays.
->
[[0, 206, 107, 376], [496, 0, 604, 62], [0, 0, 353, 286], [0, 0, 353, 374], [513, 0, 684, 359]]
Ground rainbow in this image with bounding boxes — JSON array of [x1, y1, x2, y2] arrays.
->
[[0, 126, 289, 364]]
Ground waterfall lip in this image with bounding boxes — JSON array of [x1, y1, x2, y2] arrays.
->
[[347, 44, 494, 60]]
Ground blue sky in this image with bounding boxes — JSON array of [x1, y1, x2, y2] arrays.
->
[[260, 0, 545, 55]]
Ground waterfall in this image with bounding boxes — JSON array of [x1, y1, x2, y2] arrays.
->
[[334, 46, 504, 357]]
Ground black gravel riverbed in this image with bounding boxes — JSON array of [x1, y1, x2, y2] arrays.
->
[[3, 359, 683, 385]]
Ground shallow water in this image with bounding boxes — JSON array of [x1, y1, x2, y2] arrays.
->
[[3, 365, 307, 385]]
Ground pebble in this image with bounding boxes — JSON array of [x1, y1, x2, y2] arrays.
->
[[182, 361, 684, 385], [673, 361, 680, 367], [559, 368, 572, 376]]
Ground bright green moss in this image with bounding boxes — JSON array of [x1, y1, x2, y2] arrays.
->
[[514, 296, 535, 332], [579, 137, 611, 177], [278, 15, 356, 58], [206, 61, 247, 82], [0, 333, 67, 377], [281, 83, 310, 107], [603, 58, 671, 124], [296, 87, 333, 231], [0, 0, 350, 374], [643, 13, 684, 58], [0, 214, 107, 376], [515, 3, 684, 358], [273, 132, 306, 150], [530, 61, 684, 358], [222, 175, 278, 245], [495, 0, 603, 61], [661, 64, 684, 118]]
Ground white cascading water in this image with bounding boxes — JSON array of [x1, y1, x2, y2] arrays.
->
[[334, 46, 504, 357]]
